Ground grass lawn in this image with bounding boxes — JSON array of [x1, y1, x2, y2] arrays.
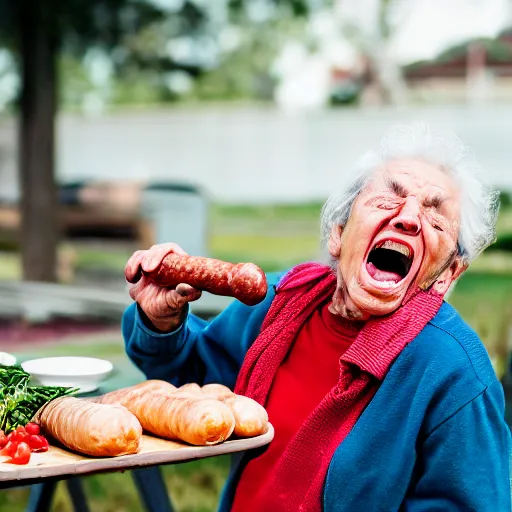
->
[[0, 455, 231, 512], [0, 201, 511, 278], [448, 272, 512, 379]]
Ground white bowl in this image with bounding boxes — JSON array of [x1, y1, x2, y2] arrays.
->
[[21, 356, 113, 393], [0, 352, 17, 366]]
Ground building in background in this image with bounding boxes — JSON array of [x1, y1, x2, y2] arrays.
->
[[404, 27, 512, 103]]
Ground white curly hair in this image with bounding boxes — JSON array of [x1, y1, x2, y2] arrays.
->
[[320, 122, 500, 263]]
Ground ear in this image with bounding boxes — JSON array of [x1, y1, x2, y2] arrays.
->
[[431, 256, 468, 295], [328, 225, 343, 258]]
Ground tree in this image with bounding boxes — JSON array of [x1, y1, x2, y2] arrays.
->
[[339, 0, 409, 105], [0, 0, 203, 282], [190, 17, 310, 102], [17, 2, 60, 283]]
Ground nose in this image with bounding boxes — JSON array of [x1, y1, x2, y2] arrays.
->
[[390, 197, 421, 235]]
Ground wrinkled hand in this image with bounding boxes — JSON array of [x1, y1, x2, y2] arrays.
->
[[125, 243, 202, 333]]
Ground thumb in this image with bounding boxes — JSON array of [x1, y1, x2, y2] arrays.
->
[[175, 283, 202, 303]]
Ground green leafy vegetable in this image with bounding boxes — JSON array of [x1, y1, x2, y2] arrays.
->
[[0, 365, 77, 434]]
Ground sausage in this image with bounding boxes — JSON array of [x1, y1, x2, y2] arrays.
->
[[35, 397, 142, 457], [141, 254, 268, 306], [94, 382, 236, 446]]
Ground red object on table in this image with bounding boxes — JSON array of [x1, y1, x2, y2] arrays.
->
[[10, 442, 31, 465], [0, 425, 49, 465]]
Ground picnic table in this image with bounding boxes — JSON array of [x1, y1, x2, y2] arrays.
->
[[0, 365, 273, 512]]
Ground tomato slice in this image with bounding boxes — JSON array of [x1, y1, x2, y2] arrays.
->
[[0, 441, 19, 458], [0, 432, 7, 449], [10, 442, 31, 465], [8, 427, 28, 444], [27, 435, 49, 453], [25, 423, 40, 436], [37, 436, 49, 453]]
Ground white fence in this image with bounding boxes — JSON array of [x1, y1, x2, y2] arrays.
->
[[1, 104, 511, 204]]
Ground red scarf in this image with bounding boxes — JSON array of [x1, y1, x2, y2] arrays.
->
[[234, 262, 444, 512]]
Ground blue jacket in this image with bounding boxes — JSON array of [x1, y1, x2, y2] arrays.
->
[[123, 272, 511, 511]]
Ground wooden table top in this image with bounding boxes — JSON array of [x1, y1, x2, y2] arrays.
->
[[0, 424, 274, 486]]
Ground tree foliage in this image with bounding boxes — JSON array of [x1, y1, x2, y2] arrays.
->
[[0, 1, 213, 97]]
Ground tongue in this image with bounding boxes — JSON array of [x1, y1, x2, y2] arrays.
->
[[366, 262, 402, 283]]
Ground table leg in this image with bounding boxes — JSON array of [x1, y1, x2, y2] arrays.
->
[[66, 478, 90, 512], [26, 481, 58, 512], [131, 467, 175, 512]]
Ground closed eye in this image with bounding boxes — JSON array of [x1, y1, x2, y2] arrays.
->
[[365, 196, 404, 210], [425, 211, 445, 232], [378, 202, 401, 210]]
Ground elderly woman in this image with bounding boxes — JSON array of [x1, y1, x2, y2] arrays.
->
[[123, 123, 511, 511]]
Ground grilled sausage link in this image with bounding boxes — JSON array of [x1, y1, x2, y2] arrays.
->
[[143, 254, 268, 306]]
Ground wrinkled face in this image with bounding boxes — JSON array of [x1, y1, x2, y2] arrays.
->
[[328, 158, 467, 320]]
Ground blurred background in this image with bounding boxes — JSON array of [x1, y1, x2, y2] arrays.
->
[[0, 0, 512, 510]]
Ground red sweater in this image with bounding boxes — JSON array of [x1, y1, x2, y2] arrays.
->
[[231, 302, 362, 511]]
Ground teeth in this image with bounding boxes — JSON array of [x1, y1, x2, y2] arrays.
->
[[376, 240, 411, 258], [381, 280, 400, 287]]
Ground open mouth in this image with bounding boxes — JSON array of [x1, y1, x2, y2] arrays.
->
[[366, 240, 413, 285]]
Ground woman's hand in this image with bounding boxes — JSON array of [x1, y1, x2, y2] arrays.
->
[[125, 243, 201, 332]]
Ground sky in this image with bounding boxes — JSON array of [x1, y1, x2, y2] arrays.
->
[[330, 0, 512, 64], [391, 0, 512, 64]]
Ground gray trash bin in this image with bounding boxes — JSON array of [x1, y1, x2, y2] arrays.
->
[[140, 183, 209, 257]]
